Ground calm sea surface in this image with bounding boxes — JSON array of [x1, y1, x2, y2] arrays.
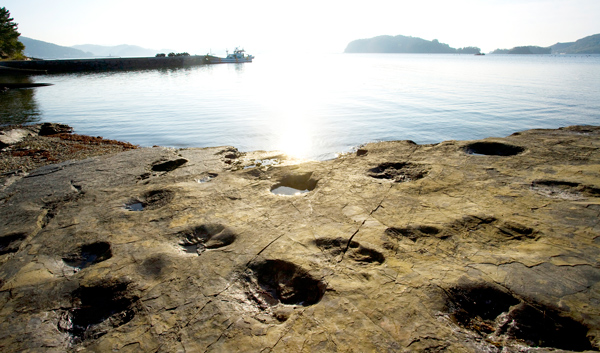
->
[[2, 53, 599, 160]]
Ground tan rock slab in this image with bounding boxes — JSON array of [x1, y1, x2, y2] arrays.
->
[[0, 126, 599, 352]]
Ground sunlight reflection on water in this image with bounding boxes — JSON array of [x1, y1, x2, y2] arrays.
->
[[7, 53, 599, 160]]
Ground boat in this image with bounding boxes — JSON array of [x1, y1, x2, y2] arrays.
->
[[208, 47, 254, 64]]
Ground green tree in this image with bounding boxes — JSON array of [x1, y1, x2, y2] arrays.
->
[[0, 7, 25, 59]]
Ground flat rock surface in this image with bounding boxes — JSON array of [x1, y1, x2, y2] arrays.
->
[[0, 126, 599, 352]]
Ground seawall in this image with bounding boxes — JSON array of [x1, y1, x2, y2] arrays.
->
[[0, 55, 213, 74]]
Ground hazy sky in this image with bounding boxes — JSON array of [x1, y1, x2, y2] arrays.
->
[[4, 0, 599, 54]]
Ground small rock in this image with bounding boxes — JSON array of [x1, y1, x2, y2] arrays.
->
[[356, 148, 368, 156], [38, 123, 73, 136], [0, 129, 34, 147]]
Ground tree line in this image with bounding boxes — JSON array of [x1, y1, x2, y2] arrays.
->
[[155, 52, 191, 57], [0, 7, 25, 59]]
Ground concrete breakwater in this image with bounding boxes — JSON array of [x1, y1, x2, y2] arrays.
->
[[0, 55, 218, 74]]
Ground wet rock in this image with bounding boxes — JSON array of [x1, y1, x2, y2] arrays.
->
[[38, 122, 73, 136]]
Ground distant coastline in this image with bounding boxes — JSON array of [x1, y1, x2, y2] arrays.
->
[[345, 33, 600, 54]]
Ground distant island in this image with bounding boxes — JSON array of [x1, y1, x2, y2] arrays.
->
[[344, 35, 481, 54], [345, 33, 600, 55]]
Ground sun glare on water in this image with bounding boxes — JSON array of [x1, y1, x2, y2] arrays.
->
[[249, 57, 332, 160], [276, 117, 312, 159]]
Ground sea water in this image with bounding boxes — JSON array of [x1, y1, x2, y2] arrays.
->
[[2, 53, 599, 160]]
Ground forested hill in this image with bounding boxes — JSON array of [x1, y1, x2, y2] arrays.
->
[[344, 35, 481, 54], [491, 33, 600, 54], [549, 33, 600, 54]]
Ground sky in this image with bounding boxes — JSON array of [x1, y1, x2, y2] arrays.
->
[[3, 0, 600, 54]]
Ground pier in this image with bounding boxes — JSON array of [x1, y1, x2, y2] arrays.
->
[[0, 55, 218, 74]]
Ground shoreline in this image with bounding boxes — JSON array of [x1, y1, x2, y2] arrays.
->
[[3, 122, 600, 178], [1, 123, 137, 176]]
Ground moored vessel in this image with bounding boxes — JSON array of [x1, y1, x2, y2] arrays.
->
[[208, 47, 254, 63]]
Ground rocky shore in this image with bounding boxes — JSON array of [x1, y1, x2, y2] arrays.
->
[[1, 123, 136, 187], [0, 124, 599, 352]]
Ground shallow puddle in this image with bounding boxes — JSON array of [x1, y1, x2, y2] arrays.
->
[[271, 186, 309, 195], [195, 172, 218, 183], [124, 202, 144, 211], [182, 244, 203, 254]]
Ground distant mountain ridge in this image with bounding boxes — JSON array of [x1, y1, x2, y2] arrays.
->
[[19, 37, 171, 59], [72, 44, 172, 58], [344, 35, 480, 54], [20, 37, 93, 59]]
